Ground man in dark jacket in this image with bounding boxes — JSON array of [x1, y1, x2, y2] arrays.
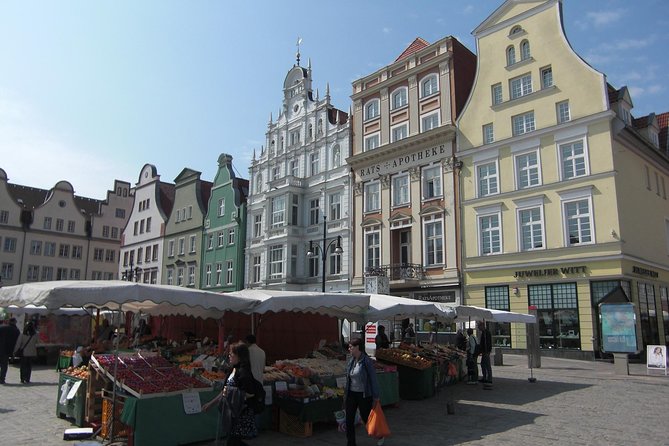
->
[[477, 321, 493, 384], [0, 318, 21, 384]]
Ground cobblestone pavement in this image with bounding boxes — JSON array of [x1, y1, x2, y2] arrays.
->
[[1, 355, 667, 446]]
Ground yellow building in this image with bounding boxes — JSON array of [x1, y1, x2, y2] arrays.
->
[[456, 0, 669, 359]]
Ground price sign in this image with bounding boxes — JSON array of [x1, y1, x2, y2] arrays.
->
[[182, 391, 202, 414], [275, 381, 288, 392], [335, 376, 346, 388], [264, 385, 273, 405], [66, 380, 83, 400]]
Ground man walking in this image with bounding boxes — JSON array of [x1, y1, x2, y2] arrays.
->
[[0, 318, 21, 384], [478, 321, 493, 385]]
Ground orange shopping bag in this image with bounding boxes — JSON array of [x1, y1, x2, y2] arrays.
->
[[366, 400, 391, 438]]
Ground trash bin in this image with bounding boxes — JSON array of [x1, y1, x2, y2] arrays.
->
[[493, 347, 503, 366]]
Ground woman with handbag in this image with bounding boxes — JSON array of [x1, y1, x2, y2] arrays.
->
[[202, 342, 257, 446], [14, 321, 37, 384]]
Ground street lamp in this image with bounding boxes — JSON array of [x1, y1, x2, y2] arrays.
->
[[306, 215, 343, 292], [121, 261, 141, 282]]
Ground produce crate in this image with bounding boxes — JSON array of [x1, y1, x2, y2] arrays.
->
[[56, 374, 87, 427], [101, 393, 131, 440], [279, 409, 313, 438], [85, 365, 108, 423]]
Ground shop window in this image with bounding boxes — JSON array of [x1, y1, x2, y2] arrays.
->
[[485, 286, 511, 348], [528, 283, 580, 349]]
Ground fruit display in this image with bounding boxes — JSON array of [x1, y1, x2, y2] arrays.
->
[[62, 365, 90, 379], [91, 353, 210, 398], [273, 358, 347, 378], [60, 349, 75, 357], [374, 348, 433, 370], [263, 366, 293, 383]]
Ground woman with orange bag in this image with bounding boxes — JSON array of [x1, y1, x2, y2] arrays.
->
[[344, 338, 385, 446]]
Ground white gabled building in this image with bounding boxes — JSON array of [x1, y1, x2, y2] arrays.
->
[[246, 56, 351, 292]]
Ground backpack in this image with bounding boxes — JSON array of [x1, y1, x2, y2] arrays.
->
[[247, 377, 266, 414]]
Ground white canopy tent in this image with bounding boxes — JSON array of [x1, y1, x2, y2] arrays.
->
[[366, 294, 456, 322], [442, 304, 536, 324]]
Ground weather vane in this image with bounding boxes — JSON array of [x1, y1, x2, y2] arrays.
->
[[296, 37, 302, 66]]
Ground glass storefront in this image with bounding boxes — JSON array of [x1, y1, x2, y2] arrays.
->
[[529, 282, 580, 349], [485, 285, 511, 348]]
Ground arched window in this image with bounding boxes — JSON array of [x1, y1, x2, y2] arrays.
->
[[365, 99, 380, 120], [506, 46, 516, 66], [255, 174, 263, 194], [391, 87, 408, 110], [332, 145, 341, 168], [509, 25, 523, 35], [308, 124, 313, 139], [421, 75, 438, 98], [520, 40, 531, 60]]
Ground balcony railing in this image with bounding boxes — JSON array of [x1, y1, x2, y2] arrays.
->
[[364, 263, 426, 280]]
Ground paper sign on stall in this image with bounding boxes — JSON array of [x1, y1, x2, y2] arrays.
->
[[275, 381, 288, 392], [66, 380, 83, 400], [182, 391, 202, 414], [335, 377, 346, 388], [264, 385, 273, 405]]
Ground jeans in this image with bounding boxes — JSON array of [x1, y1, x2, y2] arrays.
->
[[345, 391, 373, 446], [480, 353, 492, 383], [20, 356, 33, 383], [0, 354, 8, 382], [466, 354, 478, 382]]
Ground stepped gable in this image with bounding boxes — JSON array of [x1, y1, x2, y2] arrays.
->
[[395, 37, 430, 62]]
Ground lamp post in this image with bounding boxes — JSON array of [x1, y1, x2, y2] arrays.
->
[[121, 260, 141, 282], [306, 215, 343, 292]]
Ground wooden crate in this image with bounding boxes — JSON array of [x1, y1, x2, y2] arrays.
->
[[85, 366, 107, 423], [101, 394, 130, 440], [278, 409, 312, 438]]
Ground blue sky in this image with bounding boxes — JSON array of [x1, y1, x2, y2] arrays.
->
[[1, 0, 667, 199]]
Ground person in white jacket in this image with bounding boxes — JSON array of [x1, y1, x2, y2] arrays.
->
[[14, 321, 38, 384]]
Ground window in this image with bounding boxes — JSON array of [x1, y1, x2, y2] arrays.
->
[[177, 267, 184, 286], [510, 74, 532, 99], [67, 220, 75, 233], [365, 99, 380, 120], [218, 231, 224, 247], [30, 241, 42, 255], [207, 234, 214, 250], [492, 84, 503, 105], [421, 112, 439, 132], [269, 245, 283, 279], [291, 195, 298, 225], [477, 161, 499, 197], [72, 245, 83, 260], [364, 182, 380, 212], [255, 174, 262, 194], [145, 217, 152, 233], [272, 166, 281, 180], [111, 227, 118, 239], [167, 269, 174, 286], [189, 234, 196, 253], [152, 244, 158, 261], [310, 151, 320, 175], [252, 256, 261, 283], [290, 159, 299, 177], [216, 262, 223, 285], [218, 198, 225, 216], [541, 66, 553, 88], [94, 248, 104, 261], [145, 245, 151, 262], [391, 123, 408, 142], [479, 213, 502, 255], [332, 145, 341, 168], [564, 198, 593, 245], [557, 101, 570, 124], [391, 87, 407, 109], [520, 40, 531, 60], [253, 214, 262, 238], [308, 254, 319, 278], [506, 46, 516, 65], [58, 244, 70, 258], [115, 208, 125, 218], [56, 218, 64, 231], [422, 165, 442, 199], [168, 240, 175, 257], [290, 130, 300, 146], [56, 267, 68, 280], [483, 124, 494, 144], [329, 193, 341, 220], [365, 228, 381, 271], [512, 111, 535, 136], [421, 74, 438, 98], [43, 217, 52, 230], [133, 221, 138, 235], [41, 266, 53, 281], [0, 210, 7, 224], [178, 237, 185, 255], [424, 215, 444, 266], [27, 265, 39, 282], [188, 266, 195, 286], [105, 249, 115, 262], [516, 151, 540, 189], [364, 134, 380, 152], [271, 196, 286, 227], [102, 225, 110, 238], [226, 261, 234, 285], [140, 219, 145, 234], [329, 243, 342, 275], [1, 263, 13, 281], [45, 242, 56, 257], [518, 206, 544, 250], [392, 174, 410, 206], [560, 140, 588, 179], [228, 228, 235, 245], [69, 269, 81, 280], [529, 283, 580, 349], [485, 286, 512, 347], [308, 199, 320, 225]]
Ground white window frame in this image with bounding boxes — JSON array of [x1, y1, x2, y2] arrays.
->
[[332, 145, 341, 168], [290, 159, 299, 177], [216, 262, 223, 285], [423, 214, 444, 266], [512, 111, 535, 136], [167, 269, 175, 286], [492, 84, 503, 105], [391, 122, 408, 142], [189, 234, 196, 253], [391, 87, 408, 110], [364, 99, 380, 120], [329, 193, 341, 221], [253, 214, 262, 238], [510, 73, 532, 100], [310, 151, 320, 175], [541, 66, 553, 88], [328, 243, 342, 275], [506, 46, 516, 66], [364, 227, 381, 270], [218, 198, 225, 217], [515, 150, 541, 189], [422, 165, 443, 200], [520, 40, 531, 60], [392, 173, 410, 207], [226, 260, 234, 285], [364, 133, 380, 152], [269, 245, 284, 279], [515, 197, 546, 252], [476, 160, 500, 197], [559, 187, 595, 246], [364, 181, 381, 212], [309, 198, 320, 225], [476, 205, 503, 256], [420, 74, 438, 98], [178, 237, 185, 255], [557, 101, 571, 124], [421, 111, 440, 132], [205, 264, 212, 287], [271, 196, 286, 228], [483, 123, 494, 144], [558, 138, 589, 180], [228, 228, 235, 245], [188, 265, 195, 286], [252, 256, 261, 283]]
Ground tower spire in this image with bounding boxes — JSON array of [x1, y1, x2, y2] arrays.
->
[[296, 37, 302, 66]]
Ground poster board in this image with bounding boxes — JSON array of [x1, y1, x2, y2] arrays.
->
[[646, 345, 667, 375], [599, 303, 638, 353]]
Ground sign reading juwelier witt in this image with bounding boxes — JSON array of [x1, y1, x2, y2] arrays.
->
[[599, 303, 638, 354]]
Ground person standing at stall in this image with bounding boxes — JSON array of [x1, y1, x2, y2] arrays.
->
[[344, 337, 383, 446], [202, 342, 258, 445], [375, 325, 390, 350], [0, 318, 20, 384], [466, 328, 478, 385], [478, 321, 493, 385], [14, 321, 38, 384], [244, 334, 266, 384]]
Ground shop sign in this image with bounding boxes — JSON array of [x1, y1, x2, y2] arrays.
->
[[413, 291, 456, 303], [357, 144, 447, 180], [513, 265, 586, 278], [632, 266, 659, 278]]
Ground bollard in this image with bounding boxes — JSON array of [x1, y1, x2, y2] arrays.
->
[[493, 347, 503, 366]]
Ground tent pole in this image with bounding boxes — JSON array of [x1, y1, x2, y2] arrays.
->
[[108, 306, 122, 445]]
